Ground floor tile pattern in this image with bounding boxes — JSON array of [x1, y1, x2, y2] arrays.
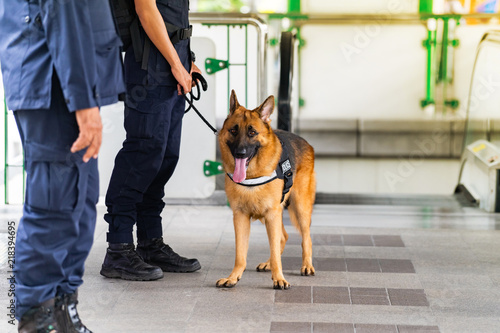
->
[[275, 286, 429, 306], [2, 202, 500, 333], [270, 322, 441, 333], [287, 234, 406, 247]]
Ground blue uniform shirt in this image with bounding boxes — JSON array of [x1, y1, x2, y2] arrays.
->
[[0, 0, 125, 112]]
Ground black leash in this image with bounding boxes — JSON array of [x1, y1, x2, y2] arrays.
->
[[182, 72, 217, 135]]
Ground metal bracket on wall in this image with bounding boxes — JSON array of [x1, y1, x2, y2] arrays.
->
[[205, 58, 229, 75], [204, 160, 224, 176]]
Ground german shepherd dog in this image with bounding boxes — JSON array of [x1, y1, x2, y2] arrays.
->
[[217, 90, 316, 289]]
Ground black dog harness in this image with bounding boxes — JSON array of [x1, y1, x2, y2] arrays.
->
[[227, 140, 294, 203]]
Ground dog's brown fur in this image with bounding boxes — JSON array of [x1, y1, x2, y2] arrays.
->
[[216, 90, 316, 289]]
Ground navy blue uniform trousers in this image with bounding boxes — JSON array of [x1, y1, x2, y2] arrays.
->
[[13, 77, 98, 319], [104, 84, 185, 243]]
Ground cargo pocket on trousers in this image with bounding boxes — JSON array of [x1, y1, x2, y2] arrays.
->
[[26, 161, 79, 212]]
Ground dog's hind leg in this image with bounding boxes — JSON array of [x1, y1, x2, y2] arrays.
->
[[256, 223, 288, 272], [288, 205, 315, 276], [216, 211, 251, 288], [288, 169, 316, 276]]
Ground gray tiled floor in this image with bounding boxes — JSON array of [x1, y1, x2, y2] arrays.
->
[[1, 200, 500, 332]]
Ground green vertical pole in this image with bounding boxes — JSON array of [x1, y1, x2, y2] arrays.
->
[[441, 17, 449, 109], [288, 0, 301, 13], [422, 27, 437, 107], [420, 0, 435, 107], [440, 17, 449, 84], [420, 0, 435, 108], [419, 0, 433, 14]]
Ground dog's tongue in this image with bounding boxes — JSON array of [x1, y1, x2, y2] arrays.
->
[[233, 158, 248, 183]]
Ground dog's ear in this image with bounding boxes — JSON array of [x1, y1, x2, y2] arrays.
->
[[229, 90, 240, 115], [257, 95, 275, 123]]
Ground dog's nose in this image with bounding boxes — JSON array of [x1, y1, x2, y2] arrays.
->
[[235, 148, 247, 158]]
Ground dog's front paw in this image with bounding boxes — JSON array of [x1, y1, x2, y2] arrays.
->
[[256, 261, 271, 272], [216, 277, 239, 288], [301, 264, 315, 276], [273, 278, 291, 290]]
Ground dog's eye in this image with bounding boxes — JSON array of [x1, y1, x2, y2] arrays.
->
[[229, 128, 238, 136], [248, 129, 257, 137]]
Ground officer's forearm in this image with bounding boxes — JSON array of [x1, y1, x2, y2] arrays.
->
[[134, 0, 183, 71]]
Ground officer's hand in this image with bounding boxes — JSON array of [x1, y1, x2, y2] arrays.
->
[[172, 64, 192, 95], [71, 107, 103, 163], [190, 63, 202, 88]]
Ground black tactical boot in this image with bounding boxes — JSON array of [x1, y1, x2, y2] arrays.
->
[[54, 291, 91, 333], [100, 243, 164, 281], [18, 298, 58, 333], [137, 237, 201, 273]]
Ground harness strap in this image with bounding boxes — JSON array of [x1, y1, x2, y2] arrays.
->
[[276, 152, 293, 203], [226, 171, 278, 186]]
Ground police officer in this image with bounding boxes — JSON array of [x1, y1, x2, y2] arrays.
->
[[100, 0, 201, 280], [0, 0, 125, 332]]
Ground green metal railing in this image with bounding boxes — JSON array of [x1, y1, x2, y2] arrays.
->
[[203, 24, 248, 106], [190, 13, 268, 104]]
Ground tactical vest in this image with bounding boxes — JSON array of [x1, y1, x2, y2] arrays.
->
[[123, 0, 192, 87]]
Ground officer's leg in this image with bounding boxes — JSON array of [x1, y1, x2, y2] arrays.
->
[[136, 91, 201, 272], [136, 89, 183, 241], [104, 104, 167, 244], [55, 158, 97, 333], [13, 104, 83, 320], [59, 157, 98, 293], [101, 96, 168, 280]]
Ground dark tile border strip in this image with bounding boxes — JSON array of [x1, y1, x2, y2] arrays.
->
[[287, 234, 405, 247], [282, 257, 415, 274], [270, 322, 440, 333], [275, 286, 429, 306]]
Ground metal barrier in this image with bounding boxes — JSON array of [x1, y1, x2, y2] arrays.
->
[[190, 12, 268, 103]]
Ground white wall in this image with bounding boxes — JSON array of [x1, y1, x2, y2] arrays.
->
[[316, 158, 460, 194], [299, 24, 428, 120], [297, 22, 495, 120]]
